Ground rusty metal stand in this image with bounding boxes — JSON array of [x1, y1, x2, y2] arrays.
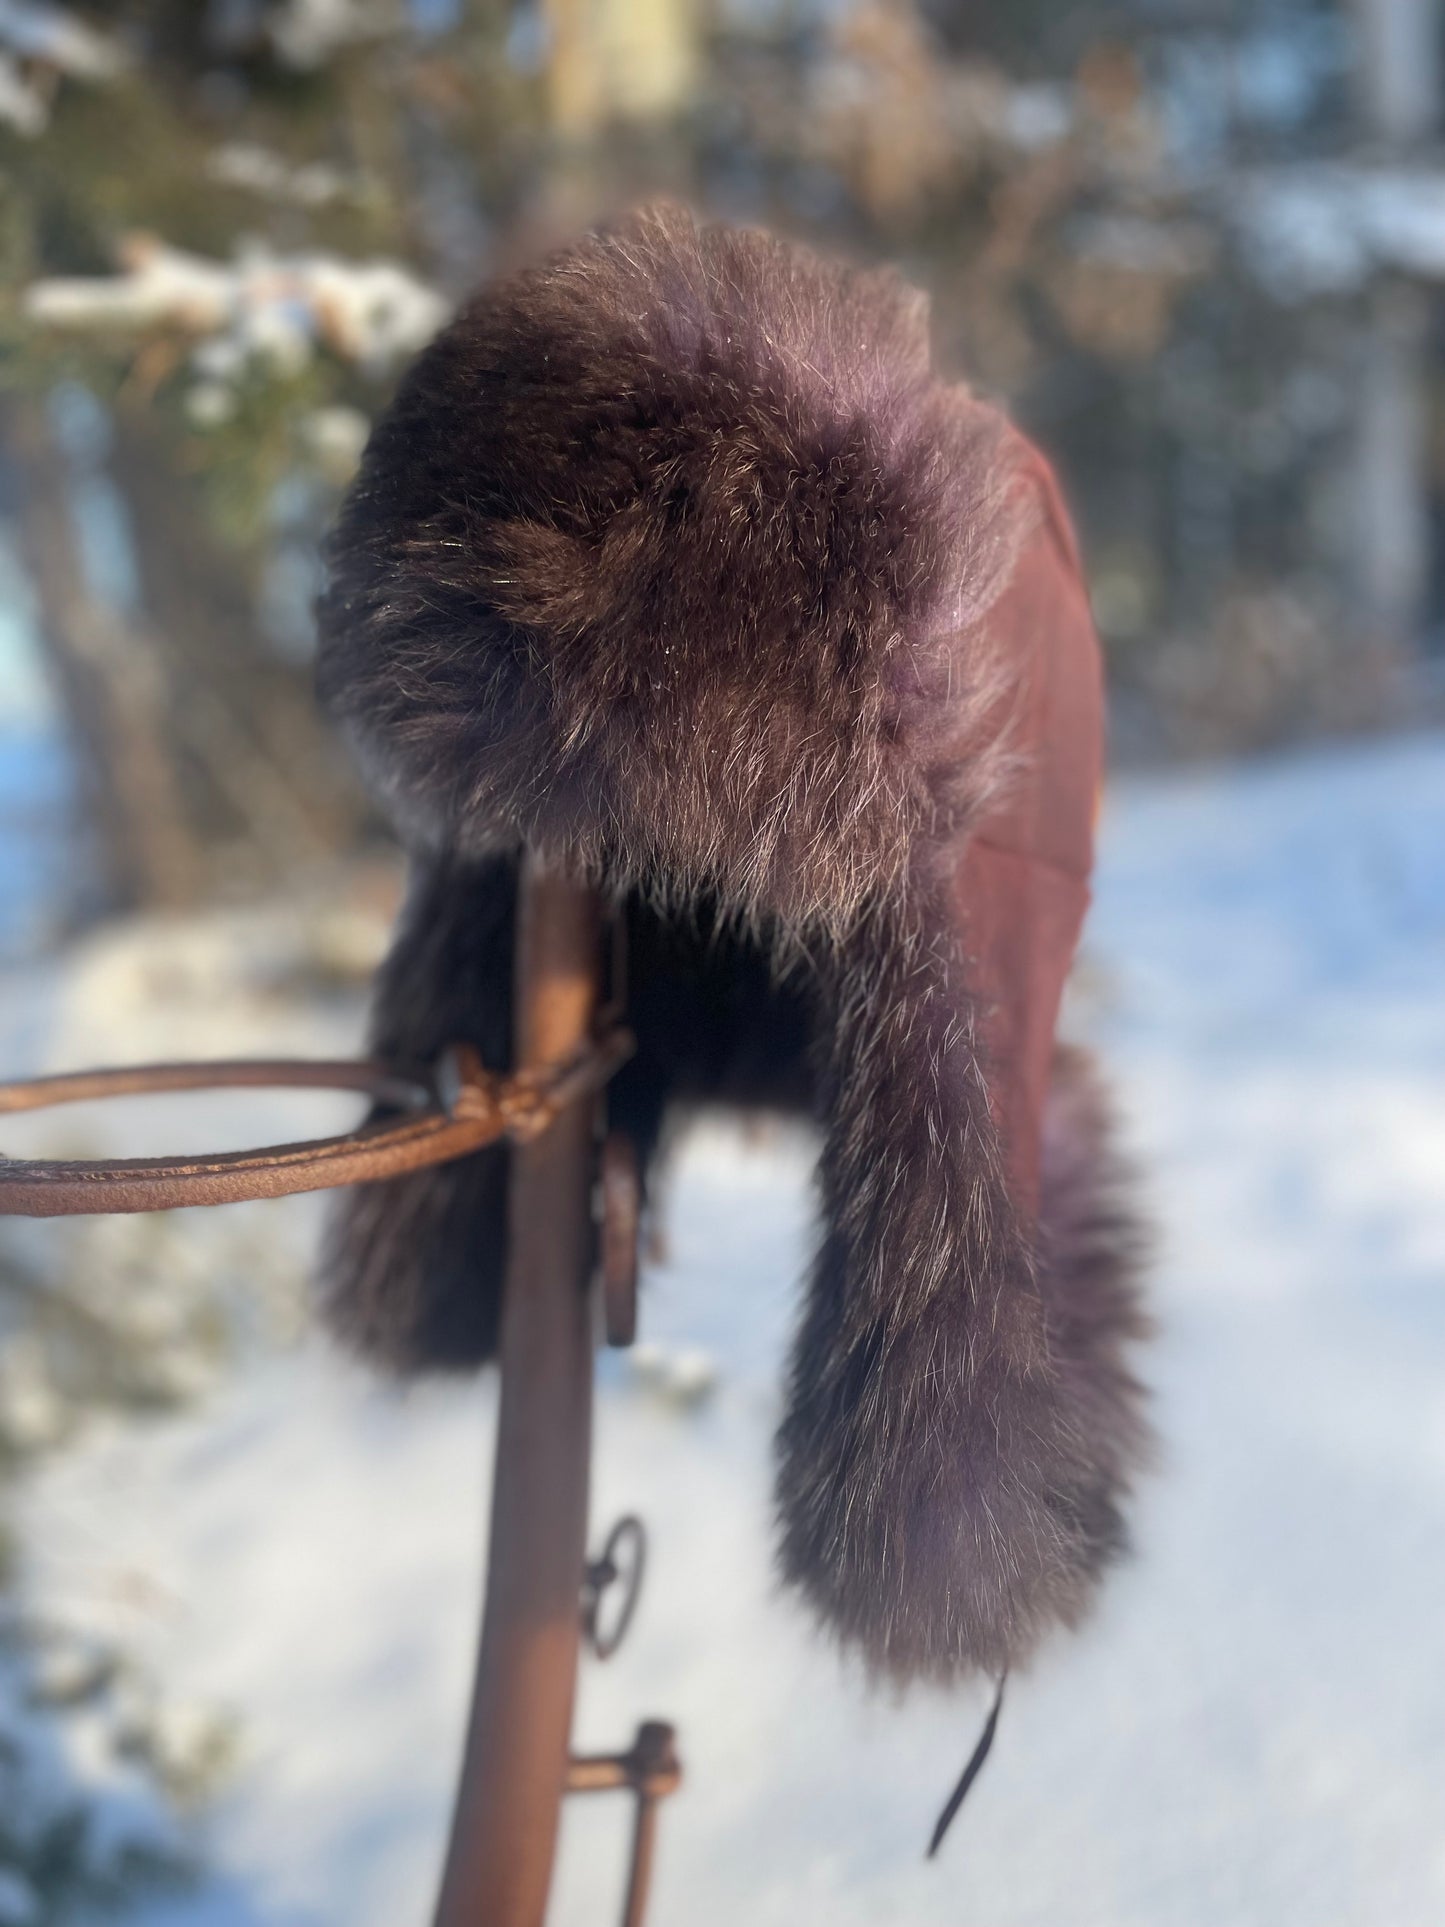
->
[[0, 852, 682, 1927]]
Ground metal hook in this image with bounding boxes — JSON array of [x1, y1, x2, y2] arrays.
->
[[581, 1514, 648, 1662]]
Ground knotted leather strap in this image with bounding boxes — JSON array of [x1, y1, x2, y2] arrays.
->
[[0, 1032, 632, 1216]]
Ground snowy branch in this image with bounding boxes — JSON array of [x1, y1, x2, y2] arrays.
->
[[0, 0, 125, 79], [269, 0, 396, 68], [0, 47, 43, 131], [207, 140, 367, 209], [25, 235, 451, 375], [1234, 164, 1445, 299], [212, 0, 401, 71], [0, 0, 125, 134]]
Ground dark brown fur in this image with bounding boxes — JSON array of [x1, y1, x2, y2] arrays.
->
[[317, 204, 1148, 1683]]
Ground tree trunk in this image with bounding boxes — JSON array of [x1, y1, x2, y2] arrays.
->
[[1353, 0, 1442, 145], [3, 395, 203, 914]]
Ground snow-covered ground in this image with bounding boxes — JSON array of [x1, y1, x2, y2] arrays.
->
[[6, 731, 1445, 1926]]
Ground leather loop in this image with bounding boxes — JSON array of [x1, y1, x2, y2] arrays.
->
[[0, 1032, 633, 1217]]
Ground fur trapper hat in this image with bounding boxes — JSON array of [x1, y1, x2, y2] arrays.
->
[[317, 204, 1148, 1686]]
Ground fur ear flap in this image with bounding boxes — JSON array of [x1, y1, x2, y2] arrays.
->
[[319, 852, 517, 1371], [776, 895, 1148, 1683]]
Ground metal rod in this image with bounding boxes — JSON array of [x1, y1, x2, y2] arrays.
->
[[565, 1723, 681, 1927], [433, 855, 603, 1927], [618, 1725, 680, 1927], [622, 1791, 662, 1927]]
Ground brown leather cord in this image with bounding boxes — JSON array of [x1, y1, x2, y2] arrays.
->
[[926, 1670, 1007, 1859], [0, 1031, 633, 1217]]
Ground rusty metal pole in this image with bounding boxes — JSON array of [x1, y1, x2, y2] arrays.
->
[[433, 855, 603, 1927]]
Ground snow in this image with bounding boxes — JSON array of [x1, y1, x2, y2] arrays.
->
[[1235, 163, 1445, 298], [9, 730, 1445, 1925]]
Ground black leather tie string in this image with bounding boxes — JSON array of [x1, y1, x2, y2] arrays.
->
[[926, 1671, 1007, 1860]]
